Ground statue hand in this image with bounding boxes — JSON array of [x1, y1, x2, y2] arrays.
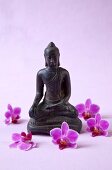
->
[[29, 104, 37, 118]]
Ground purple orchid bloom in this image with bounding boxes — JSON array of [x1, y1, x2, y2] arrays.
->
[[9, 132, 37, 151], [75, 98, 100, 120], [5, 104, 21, 124], [87, 113, 109, 137], [50, 122, 79, 150]]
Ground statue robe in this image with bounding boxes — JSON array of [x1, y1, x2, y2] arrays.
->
[[28, 68, 82, 134]]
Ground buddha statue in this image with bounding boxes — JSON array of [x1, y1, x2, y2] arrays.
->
[[27, 42, 82, 135]]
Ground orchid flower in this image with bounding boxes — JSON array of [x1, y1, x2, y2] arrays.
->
[[75, 98, 100, 120], [5, 104, 21, 124], [9, 132, 37, 151], [87, 113, 109, 137], [50, 122, 79, 150]]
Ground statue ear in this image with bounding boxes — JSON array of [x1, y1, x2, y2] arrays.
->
[[44, 56, 48, 66]]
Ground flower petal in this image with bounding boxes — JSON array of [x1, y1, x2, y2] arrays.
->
[[99, 120, 109, 130], [5, 119, 10, 124], [15, 115, 20, 119], [86, 127, 91, 132], [95, 113, 101, 125], [87, 118, 96, 128], [13, 107, 21, 115], [9, 142, 19, 148], [67, 130, 79, 143], [75, 104, 85, 114], [85, 99, 92, 109], [61, 122, 69, 136], [7, 104, 13, 111], [5, 111, 11, 119], [12, 133, 21, 142], [50, 128, 61, 142], [102, 131, 108, 136], [18, 142, 32, 151], [69, 143, 77, 148], [90, 104, 100, 114]]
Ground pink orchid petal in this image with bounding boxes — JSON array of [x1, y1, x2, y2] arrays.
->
[[12, 133, 21, 142], [50, 128, 61, 142], [85, 99, 92, 109], [52, 139, 59, 144], [102, 131, 108, 136], [9, 142, 19, 148], [16, 115, 20, 119], [90, 104, 100, 114], [75, 104, 85, 114], [67, 130, 79, 143], [86, 127, 91, 132], [7, 104, 13, 112], [11, 114, 20, 121], [78, 113, 83, 118], [61, 122, 69, 135], [95, 113, 101, 125], [5, 111, 11, 119], [5, 119, 10, 124], [87, 118, 96, 128], [18, 142, 32, 151], [13, 107, 21, 115], [99, 120, 109, 130], [69, 143, 77, 148]]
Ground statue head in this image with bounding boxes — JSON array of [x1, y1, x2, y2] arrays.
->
[[44, 42, 60, 67]]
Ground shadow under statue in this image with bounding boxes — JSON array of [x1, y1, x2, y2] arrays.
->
[[27, 42, 82, 135]]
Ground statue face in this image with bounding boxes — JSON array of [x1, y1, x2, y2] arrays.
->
[[45, 50, 59, 67]]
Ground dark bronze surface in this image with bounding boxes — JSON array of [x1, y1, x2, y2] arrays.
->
[[27, 42, 82, 135]]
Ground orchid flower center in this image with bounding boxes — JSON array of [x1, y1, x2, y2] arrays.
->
[[12, 117, 17, 123], [92, 127, 102, 136], [83, 112, 91, 120], [60, 139, 67, 146], [94, 127, 99, 133]]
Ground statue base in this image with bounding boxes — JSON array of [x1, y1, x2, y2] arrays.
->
[[27, 117, 82, 135]]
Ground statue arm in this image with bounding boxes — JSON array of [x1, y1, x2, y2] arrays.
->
[[63, 71, 71, 103], [33, 72, 44, 106], [29, 71, 44, 118]]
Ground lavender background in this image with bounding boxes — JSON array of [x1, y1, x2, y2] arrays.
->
[[0, 0, 112, 170]]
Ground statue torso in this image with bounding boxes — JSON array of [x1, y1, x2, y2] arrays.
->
[[39, 67, 67, 102]]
